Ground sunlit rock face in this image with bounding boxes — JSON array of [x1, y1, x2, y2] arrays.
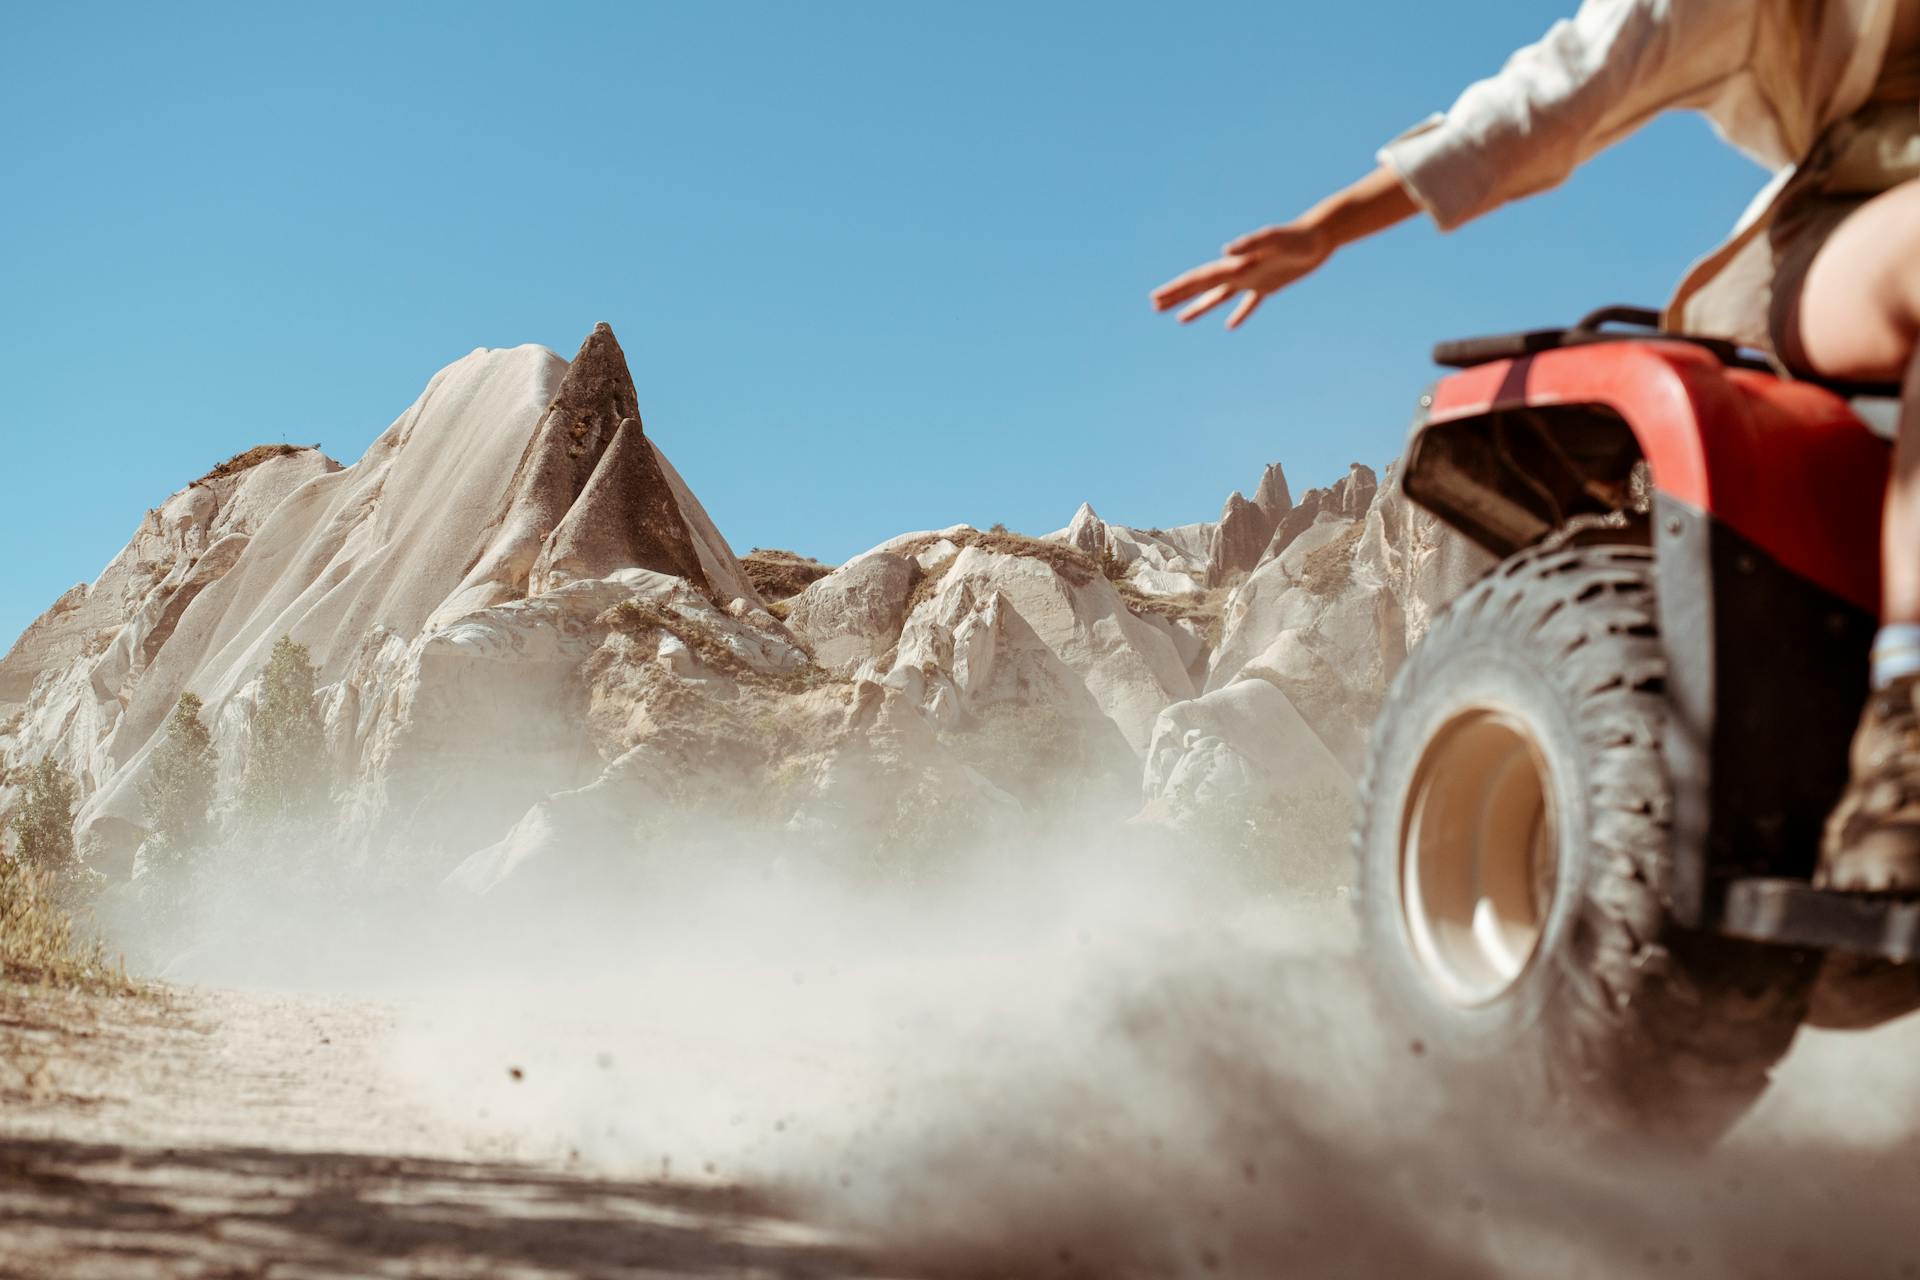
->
[[0, 325, 763, 878], [784, 551, 916, 675], [1, 322, 1485, 892]]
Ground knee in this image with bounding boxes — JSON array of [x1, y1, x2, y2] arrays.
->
[[1879, 222, 1920, 344]]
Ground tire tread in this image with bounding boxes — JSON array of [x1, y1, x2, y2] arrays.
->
[[1355, 541, 1810, 1142]]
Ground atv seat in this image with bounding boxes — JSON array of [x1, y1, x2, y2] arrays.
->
[[1433, 306, 1904, 405]]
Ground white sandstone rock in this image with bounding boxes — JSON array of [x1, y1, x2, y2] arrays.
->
[[1139, 681, 1351, 825], [785, 550, 916, 673], [889, 545, 1194, 753]]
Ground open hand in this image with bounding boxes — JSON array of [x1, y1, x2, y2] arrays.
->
[[1150, 222, 1332, 329]]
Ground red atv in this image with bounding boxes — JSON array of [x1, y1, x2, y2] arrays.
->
[[1359, 307, 1912, 1142]]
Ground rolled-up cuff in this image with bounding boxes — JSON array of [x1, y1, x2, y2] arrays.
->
[[1376, 114, 1497, 233]]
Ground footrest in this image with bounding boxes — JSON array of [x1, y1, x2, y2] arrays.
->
[[1719, 878, 1920, 961]]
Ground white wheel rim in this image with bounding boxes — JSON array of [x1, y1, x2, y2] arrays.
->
[[1400, 707, 1560, 1006]]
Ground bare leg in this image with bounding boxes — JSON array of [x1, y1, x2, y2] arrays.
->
[[1795, 178, 1920, 621]]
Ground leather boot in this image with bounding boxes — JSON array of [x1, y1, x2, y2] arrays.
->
[[1819, 673, 1920, 892]]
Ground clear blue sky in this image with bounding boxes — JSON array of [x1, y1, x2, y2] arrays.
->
[[1, 2, 1766, 647]]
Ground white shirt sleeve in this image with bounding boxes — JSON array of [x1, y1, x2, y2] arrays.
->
[[1379, 0, 1756, 230]]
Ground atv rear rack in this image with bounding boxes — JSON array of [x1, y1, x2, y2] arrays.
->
[[1433, 306, 1902, 402]]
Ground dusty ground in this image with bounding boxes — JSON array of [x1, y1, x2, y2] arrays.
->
[[0, 981, 894, 1280], [8, 900, 1920, 1280]]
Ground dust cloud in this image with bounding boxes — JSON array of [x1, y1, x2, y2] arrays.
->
[[93, 787, 1920, 1279]]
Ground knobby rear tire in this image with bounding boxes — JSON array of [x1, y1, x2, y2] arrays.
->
[[1354, 542, 1814, 1145]]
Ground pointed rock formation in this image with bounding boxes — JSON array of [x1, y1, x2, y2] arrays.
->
[[530, 416, 711, 594], [1206, 490, 1280, 587], [1252, 462, 1292, 523], [3, 323, 1490, 909], [1062, 502, 1108, 559], [441, 323, 759, 621], [1045, 505, 1214, 598], [1261, 462, 1377, 563], [424, 323, 631, 619], [0, 323, 774, 876], [1330, 462, 1378, 518]]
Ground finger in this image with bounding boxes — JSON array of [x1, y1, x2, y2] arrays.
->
[[1152, 267, 1231, 310], [1177, 284, 1235, 324], [1225, 226, 1285, 255], [1151, 258, 1247, 310], [1224, 290, 1266, 330]]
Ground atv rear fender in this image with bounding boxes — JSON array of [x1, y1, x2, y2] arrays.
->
[[1407, 339, 1888, 614], [1404, 339, 1891, 930]]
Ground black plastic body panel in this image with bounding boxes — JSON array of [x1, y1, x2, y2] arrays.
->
[[1651, 495, 1875, 927]]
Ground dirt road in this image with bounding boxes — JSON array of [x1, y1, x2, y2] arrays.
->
[[8, 901, 1920, 1280], [0, 981, 893, 1280]]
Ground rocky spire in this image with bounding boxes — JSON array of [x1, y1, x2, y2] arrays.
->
[[1063, 502, 1108, 558], [1256, 463, 1379, 563], [1330, 463, 1377, 518], [441, 322, 760, 619], [1206, 490, 1280, 587], [1252, 463, 1292, 523], [529, 415, 712, 594]]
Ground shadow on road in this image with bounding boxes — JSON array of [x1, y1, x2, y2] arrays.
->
[[0, 1136, 897, 1279]]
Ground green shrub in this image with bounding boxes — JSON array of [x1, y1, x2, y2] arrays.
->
[[236, 636, 328, 833], [140, 692, 218, 881], [12, 757, 76, 874]]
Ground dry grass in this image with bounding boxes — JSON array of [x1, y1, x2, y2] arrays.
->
[[741, 548, 834, 602], [599, 598, 832, 693], [894, 529, 1102, 622], [1114, 582, 1224, 625], [602, 599, 736, 667], [195, 443, 316, 487], [894, 528, 1228, 646], [961, 530, 1098, 586], [1299, 522, 1364, 596], [1114, 582, 1230, 649], [901, 554, 957, 619], [0, 858, 128, 993]]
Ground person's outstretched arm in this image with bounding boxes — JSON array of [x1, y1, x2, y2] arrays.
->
[[1153, 0, 1758, 331], [1150, 164, 1416, 329]]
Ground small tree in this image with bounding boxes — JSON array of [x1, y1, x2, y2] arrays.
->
[[237, 635, 328, 832], [141, 693, 218, 859], [12, 757, 76, 873]]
